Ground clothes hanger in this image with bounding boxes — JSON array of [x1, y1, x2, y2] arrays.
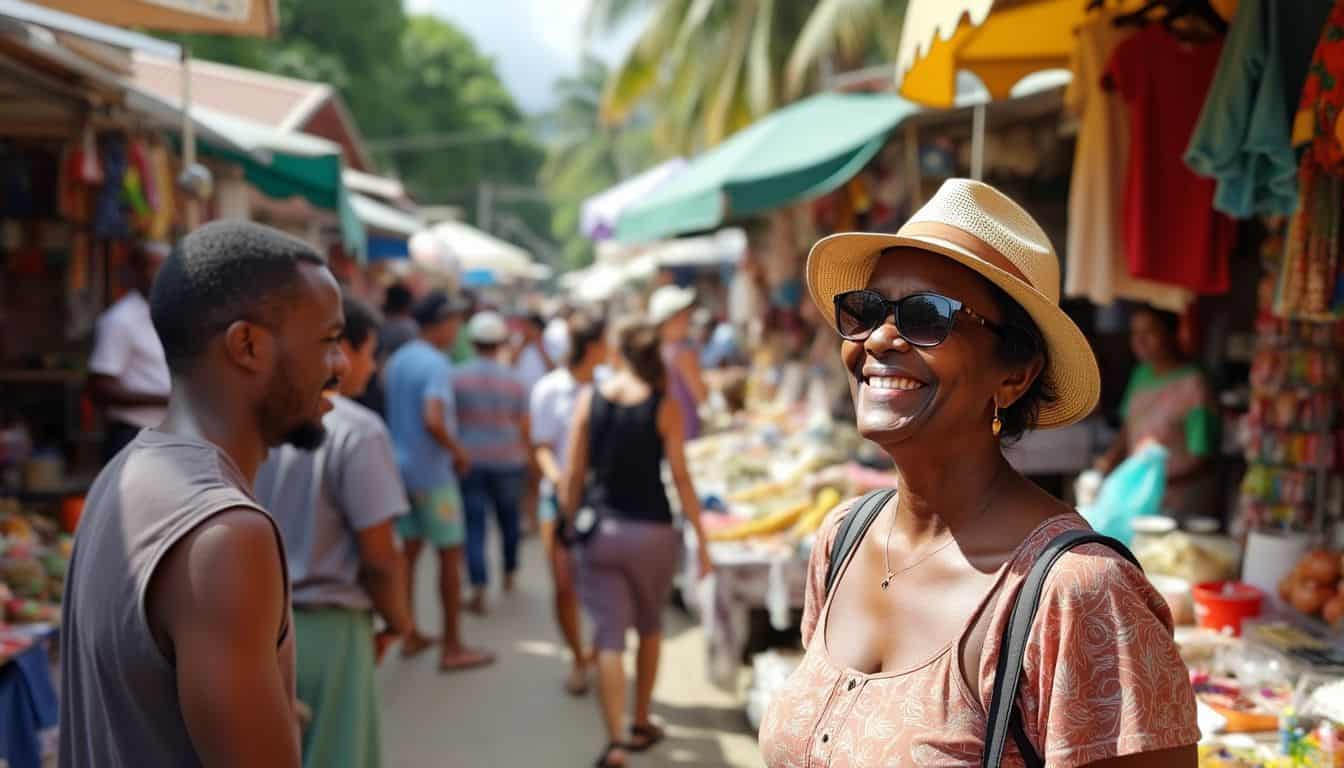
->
[[1162, 0, 1228, 35], [1112, 0, 1166, 27], [1111, 0, 1227, 36]]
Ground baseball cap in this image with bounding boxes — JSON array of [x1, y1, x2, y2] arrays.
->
[[467, 310, 509, 345], [412, 290, 469, 326]]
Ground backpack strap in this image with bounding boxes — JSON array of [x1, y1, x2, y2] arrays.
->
[[824, 489, 897, 598], [981, 529, 1141, 768]]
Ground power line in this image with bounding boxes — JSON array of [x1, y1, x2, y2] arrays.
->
[[366, 118, 552, 152]]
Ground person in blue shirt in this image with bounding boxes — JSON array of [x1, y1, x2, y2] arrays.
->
[[384, 291, 494, 672]]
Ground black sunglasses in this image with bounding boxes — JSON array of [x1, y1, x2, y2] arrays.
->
[[833, 290, 1003, 347]]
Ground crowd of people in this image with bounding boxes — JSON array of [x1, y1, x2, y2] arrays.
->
[[59, 219, 717, 768], [58, 177, 1208, 768]]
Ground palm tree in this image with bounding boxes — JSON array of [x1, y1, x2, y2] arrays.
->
[[542, 55, 656, 270], [587, 0, 908, 152]]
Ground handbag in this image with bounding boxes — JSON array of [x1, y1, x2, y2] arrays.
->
[[826, 490, 1142, 768], [570, 392, 615, 545]]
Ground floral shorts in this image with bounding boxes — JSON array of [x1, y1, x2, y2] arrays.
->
[[396, 484, 465, 548]]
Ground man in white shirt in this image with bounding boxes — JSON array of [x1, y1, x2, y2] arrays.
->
[[529, 311, 607, 695], [88, 242, 171, 462], [542, 306, 573, 368], [511, 312, 553, 535]]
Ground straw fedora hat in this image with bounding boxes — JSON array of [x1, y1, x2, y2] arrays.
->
[[805, 178, 1099, 429]]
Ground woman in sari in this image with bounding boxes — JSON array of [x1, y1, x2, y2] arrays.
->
[[1095, 305, 1218, 519]]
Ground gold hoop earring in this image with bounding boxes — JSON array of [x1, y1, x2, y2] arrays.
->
[[991, 404, 1003, 437]]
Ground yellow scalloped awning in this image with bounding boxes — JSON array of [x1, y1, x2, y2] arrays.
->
[[33, 0, 277, 37], [894, 0, 1236, 108]]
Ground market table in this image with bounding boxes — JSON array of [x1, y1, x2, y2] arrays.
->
[[683, 531, 810, 689]]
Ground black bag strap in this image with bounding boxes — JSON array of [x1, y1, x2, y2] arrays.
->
[[981, 529, 1141, 768], [825, 489, 897, 598]]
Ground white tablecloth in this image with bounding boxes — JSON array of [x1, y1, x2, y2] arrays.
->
[[683, 532, 809, 688]]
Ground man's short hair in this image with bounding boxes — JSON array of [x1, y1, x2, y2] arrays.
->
[[383, 283, 413, 315], [150, 221, 326, 373], [342, 293, 383, 350]]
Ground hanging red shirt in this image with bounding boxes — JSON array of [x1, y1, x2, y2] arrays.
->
[[1107, 25, 1235, 294]]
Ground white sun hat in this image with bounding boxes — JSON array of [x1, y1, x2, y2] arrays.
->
[[648, 285, 697, 325]]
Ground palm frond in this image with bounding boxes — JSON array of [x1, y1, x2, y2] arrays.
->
[[600, 0, 691, 124], [745, 0, 776, 116], [785, 0, 862, 97], [703, 1, 756, 146]]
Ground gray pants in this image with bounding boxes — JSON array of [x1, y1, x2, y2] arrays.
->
[[577, 519, 680, 651]]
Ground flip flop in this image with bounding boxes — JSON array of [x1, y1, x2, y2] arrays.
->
[[438, 647, 496, 673], [594, 743, 627, 768], [399, 633, 435, 660], [466, 595, 489, 617], [625, 722, 666, 752]]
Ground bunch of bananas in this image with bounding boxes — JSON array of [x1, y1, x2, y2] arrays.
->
[[709, 487, 844, 543]]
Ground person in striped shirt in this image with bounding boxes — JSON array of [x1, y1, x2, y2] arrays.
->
[[454, 310, 531, 615]]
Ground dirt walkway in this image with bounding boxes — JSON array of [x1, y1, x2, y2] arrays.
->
[[377, 535, 765, 767]]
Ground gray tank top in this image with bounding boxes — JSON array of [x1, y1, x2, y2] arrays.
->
[[58, 429, 295, 767]]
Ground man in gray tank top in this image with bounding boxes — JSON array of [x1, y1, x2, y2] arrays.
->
[[59, 221, 349, 768]]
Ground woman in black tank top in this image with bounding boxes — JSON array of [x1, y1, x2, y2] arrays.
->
[[561, 321, 714, 768]]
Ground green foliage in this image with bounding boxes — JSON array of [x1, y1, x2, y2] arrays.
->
[[588, 0, 907, 152], [158, 0, 553, 262], [541, 56, 657, 272]]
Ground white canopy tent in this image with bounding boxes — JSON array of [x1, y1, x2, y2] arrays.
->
[[422, 220, 551, 285], [580, 158, 687, 241]]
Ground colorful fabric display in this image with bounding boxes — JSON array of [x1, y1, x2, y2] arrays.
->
[[1185, 0, 1334, 218]]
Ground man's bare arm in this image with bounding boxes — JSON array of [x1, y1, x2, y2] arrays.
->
[[146, 509, 301, 768], [424, 397, 470, 475], [356, 521, 413, 636]]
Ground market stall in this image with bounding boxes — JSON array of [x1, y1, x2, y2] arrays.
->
[[679, 0, 1344, 760]]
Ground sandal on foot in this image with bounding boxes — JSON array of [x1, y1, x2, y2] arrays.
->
[[400, 633, 435, 659], [438, 647, 495, 672], [625, 722, 666, 752], [594, 742, 627, 768]]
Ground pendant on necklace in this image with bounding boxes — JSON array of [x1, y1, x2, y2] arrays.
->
[[880, 573, 893, 590]]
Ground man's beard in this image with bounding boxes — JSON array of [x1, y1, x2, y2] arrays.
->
[[260, 364, 331, 451], [282, 420, 327, 451]]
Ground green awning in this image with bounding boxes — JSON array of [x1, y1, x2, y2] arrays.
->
[[615, 93, 920, 242], [189, 105, 367, 261]]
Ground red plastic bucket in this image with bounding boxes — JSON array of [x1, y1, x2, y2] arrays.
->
[[1192, 581, 1263, 636]]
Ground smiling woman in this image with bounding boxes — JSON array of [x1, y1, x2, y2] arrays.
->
[[756, 180, 1199, 768]]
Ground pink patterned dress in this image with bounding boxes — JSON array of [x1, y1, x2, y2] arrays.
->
[[758, 508, 1199, 767]]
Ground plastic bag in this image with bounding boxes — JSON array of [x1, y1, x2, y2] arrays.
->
[[1081, 444, 1168, 546]]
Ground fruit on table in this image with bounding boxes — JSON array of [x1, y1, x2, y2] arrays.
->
[[0, 554, 46, 598], [727, 480, 795, 504], [0, 515, 34, 543], [1292, 578, 1335, 616], [1302, 549, 1340, 583], [5, 598, 56, 624], [709, 499, 810, 542], [789, 487, 844, 539], [1325, 594, 1344, 625]]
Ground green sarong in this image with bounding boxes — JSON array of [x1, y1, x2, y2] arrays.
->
[[295, 608, 381, 768]]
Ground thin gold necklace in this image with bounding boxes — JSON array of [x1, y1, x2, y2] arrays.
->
[[880, 466, 1005, 590]]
